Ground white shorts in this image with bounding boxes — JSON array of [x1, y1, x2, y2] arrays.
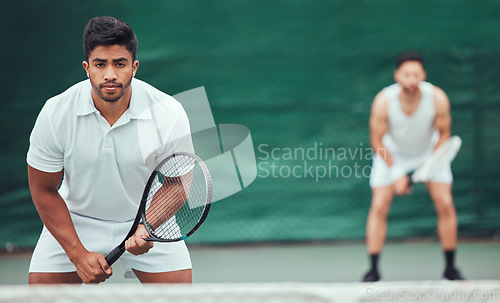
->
[[369, 152, 453, 188], [29, 212, 192, 277]]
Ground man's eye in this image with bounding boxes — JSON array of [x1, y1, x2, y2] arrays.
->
[[95, 63, 104, 67], [116, 62, 126, 67]]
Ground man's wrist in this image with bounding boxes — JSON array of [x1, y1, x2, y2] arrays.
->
[[66, 243, 88, 264]]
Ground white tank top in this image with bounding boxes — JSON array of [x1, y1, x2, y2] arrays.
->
[[382, 81, 438, 156]]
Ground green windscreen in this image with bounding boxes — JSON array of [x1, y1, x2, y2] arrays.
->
[[1, 1, 499, 248]]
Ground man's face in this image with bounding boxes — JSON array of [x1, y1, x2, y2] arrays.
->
[[83, 45, 139, 103], [394, 61, 426, 94]]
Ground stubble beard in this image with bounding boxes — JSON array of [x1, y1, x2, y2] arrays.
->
[[91, 76, 133, 103]]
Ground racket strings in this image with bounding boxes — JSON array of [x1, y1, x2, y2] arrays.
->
[[146, 161, 191, 236], [150, 182, 201, 237], [156, 169, 206, 238], [144, 154, 208, 240], [154, 180, 206, 239], [146, 157, 192, 221], [147, 177, 188, 227]]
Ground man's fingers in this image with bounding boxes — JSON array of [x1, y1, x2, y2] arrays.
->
[[139, 236, 154, 249], [134, 235, 153, 252], [77, 269, 91, 284], [125, 234, 153, 255], [76, 254, 113, 284], [78, 267, 108, 284], [97, 255, 113, 275]]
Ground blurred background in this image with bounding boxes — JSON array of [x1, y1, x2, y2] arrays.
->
[[1, 0, 499, 283]]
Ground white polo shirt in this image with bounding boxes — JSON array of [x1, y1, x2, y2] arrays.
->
[[27, 78, 193, 222]]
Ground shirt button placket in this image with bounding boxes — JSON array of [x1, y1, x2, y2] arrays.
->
[[105, 132, 113, 150]]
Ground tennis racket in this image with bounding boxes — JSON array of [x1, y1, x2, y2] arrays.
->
[[105, 152, 212, 266], [409, 135, 462, 185]]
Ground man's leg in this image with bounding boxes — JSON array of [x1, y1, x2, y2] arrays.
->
[[29, 272, 82, 284], [363, 185, 394, 282], [426, 181, 463, 280], [132, 269, 192, 283], [427, 182, 457, 250]]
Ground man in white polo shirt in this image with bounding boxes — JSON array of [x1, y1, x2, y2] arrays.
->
[[27, 16, 193, 284]]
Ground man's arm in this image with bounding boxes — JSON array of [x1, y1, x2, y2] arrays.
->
[[27, 165, 112, 283], [369, 91, 393, 167], [369, 91, 410, 194], [433, 87, 452, 149]]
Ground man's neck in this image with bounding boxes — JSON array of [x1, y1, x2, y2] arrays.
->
[[92, 91, 131, 126], [399, 88, 422, 104]]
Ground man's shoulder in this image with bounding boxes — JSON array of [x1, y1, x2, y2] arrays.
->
[[133, 78, 184, 112], [381, 83, 400, 99], [371, 91, 388, 117], [44, 79, 90, 112], [418, 81, 449, 107], [32, 80, 90, 143], [419, 81, 435, 93], [133, 78, 176, 101], [432, 86, 450, 113]]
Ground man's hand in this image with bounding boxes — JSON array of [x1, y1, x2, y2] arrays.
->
[[72, 249, 112, 284], [393, 175, 412, 195], [125, 224, 154, 255]]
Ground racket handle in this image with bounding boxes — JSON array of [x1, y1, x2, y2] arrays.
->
[[105, 245, 125, 266], [407, 177, 414, 187]]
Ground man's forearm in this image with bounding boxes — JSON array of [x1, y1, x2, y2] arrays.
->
[[370, 138, 393, 167], [434, 131, 451, 151], [32, 191, 87, 262]]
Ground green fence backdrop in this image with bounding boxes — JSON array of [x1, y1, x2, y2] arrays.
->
[[1, 0, 500, 248]]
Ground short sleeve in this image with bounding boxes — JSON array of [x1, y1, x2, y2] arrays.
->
[[167, 103, 194, 154], [155, 102, 194, 161], [140, 97, 195, 171], [26, 104, 64, 172]]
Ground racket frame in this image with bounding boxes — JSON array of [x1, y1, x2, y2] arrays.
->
[[409, 135, 462, 185]]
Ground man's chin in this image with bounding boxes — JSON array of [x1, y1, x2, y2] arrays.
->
[[102, 97, 120, 103], [100, 91, 122, 103], [403, 87, 419, 94]]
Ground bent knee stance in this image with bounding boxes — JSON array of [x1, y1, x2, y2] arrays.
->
[[435, 197, 456, 217], [369, 188, 393, 219], [370, 201, 391, 219]]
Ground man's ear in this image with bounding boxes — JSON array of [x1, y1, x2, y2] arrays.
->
[[82, 61, 90, 78], [132, 60, 139, 77]]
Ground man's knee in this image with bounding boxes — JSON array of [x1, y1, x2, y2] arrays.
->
[[434, 195, 455, 217], [370, 188, 393, 218]]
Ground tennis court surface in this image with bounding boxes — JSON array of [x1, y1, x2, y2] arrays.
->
[[2, 240, 499, 284], [1, 240, 499, 302]]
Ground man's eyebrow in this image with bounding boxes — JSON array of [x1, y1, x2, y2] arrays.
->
[[92, 57, 129, 63], [112, 57, 128, 62]]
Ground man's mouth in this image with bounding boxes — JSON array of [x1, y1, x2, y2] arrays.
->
[[100, 84, 122, 93], [103, 86, 118, 93]]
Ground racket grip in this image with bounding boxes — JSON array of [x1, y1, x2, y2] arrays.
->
[[105, 245, 125, 266], [407, 175, 414, 187]]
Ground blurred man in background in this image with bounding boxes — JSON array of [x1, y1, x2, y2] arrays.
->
[[363, 51, 464, 282]]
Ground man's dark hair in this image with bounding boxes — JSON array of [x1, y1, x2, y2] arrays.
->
[[83, 16, 138, 61], [396, 51, 425, 69]]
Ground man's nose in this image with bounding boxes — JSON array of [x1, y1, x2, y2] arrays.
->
[[104, 66, 117, 81]]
